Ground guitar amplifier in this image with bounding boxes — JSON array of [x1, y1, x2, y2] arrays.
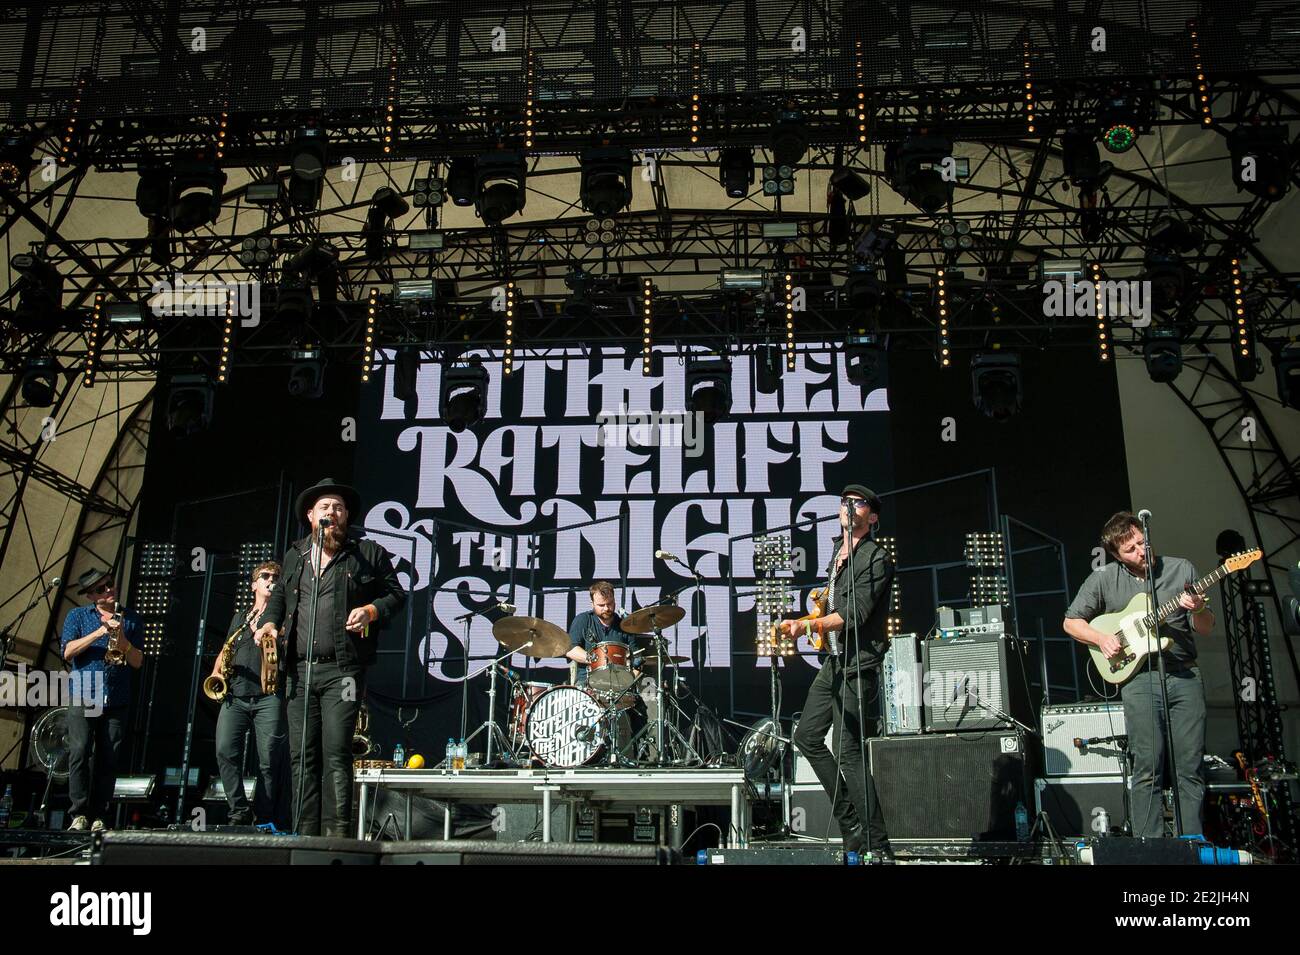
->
[[1041, 702, 1127, 777], [1033, 776, 1129, 838], [882, 633, 923, 735], [922, 633, 1033, 733], [869, 730, 1040, 842]]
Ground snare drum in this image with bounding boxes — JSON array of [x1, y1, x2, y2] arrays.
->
[[508, 681, 551, 743], [588, 641, 636, 693], [524, 685, 605, 768]]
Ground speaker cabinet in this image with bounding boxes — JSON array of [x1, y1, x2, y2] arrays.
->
[[869, 730, 1040, 842]]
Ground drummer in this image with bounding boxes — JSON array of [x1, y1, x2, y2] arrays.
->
[[565, 581, 638, 687]]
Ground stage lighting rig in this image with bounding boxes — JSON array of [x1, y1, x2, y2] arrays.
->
[[440, 361, 489, 432], [413, 177, 445, 209], [19, 355, 61, 407], [169, 159, 227, 233], [582, 217, 618, 247], [886, 132, 954, 213], [1275, 343, 1300, 409], [9, 253, 65, 329], [288, 348, 325, 399], [845, 264, 884, 310], [771, 112, 808, 167], [762, 163, 795, 196], [166, 375, 214, 438], [288, 127, 327, 211], [475, 152, 527, 224], [1098, 89, 1148, 154], [447, 158, 475, 207], [564, 267, 593, 319], [580, 147, 633, 217], [1061, 130, 1113, 188], [1143, 328, 1182, 382], [719, 147, 754, 198], [686, 354, 733, 423], [937, 218, 973, 253], [971, 352, 1022, 421], [845, 334, 885, 388], [0, 131, 33, 187], [283, 239, 340, 304], [365, 186, 410, 260], [1228, 125, 1290, 202], [237, 236, 278, 268]]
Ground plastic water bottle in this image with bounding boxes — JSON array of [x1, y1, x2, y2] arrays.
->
[[393, 742, 405, 768], [1014, 801, 1029, 842], [1095, 808, 1111, 837], [0, 785, 12, 829], [446, 738, 455, 770]]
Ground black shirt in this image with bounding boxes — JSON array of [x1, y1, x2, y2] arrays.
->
[[824, 534, 894, 673], [293, 546, 342, 662], [225, 609, 274, 698]]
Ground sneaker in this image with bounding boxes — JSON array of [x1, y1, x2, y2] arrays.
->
[[90, 818, 108, 832], [68, 815, 89, 832]]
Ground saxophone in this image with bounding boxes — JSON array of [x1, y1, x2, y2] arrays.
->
[[203, 623, 242, 702]]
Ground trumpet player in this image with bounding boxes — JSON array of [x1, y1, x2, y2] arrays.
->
[[210, 561, 286, 827], [59, 567, 143, 833]]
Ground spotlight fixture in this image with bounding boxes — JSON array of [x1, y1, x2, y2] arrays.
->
[[412, 176, 445, 208], [886, 132, 954, 213], [937, 218, 973, 252], [447, 158, 476, 207], [1275, 343, 1300, 409], [1098, 90, 1145, 153], [283, 239, 340, 303], [580, 146, 633, 217], [1228, 125, 1289, 202], [245, 181, 280, 205], [166, 375, 214, 438], [288, 128, 327, 211], [771, 111, 808, 167], [719, 147, 754, 198], [1062, 130, 1113, 187], [971, 351, 1022, 420], [845, 334, 885, 388], [9, 253, 64, 329], [287, 348, 325, 398], [753, 344, 781, 395], [20, 355, 61, 407], [1143, 328, 1182, 382], [474, 151, 527, 224], [582, 217, 618, 247], [845, 264, 884, 310], [169, 160, 227, 233], [1143, 251, 1192, 311], [564, 267, 593, 318], [829, 168, 871, 201], [440, 362, 489, 432], [238, 236, 277, 268], [275, 279, 313, 324], [685, 354, 732, 423], [762, 163, 795, 196], [365, 186, 410, 260]]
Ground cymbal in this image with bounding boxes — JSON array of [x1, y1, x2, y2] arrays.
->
[[620, 604, 686, 634], [634, 653, 689, 672], [491, 616, 570, 658]]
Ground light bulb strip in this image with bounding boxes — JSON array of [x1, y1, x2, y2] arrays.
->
[[362, 288, 378, 382], [1022, 39, 1036, 135], [784, 272, 795, 370], [937, 268, 951, 367], [691, 43, 701, 146], [855, 40, 867, 145], [384, 54, 398, 155], [215, 102, 229, 160], [1093, 263, 1111, 362], [84, 294, 102, 387], [525, 49, 535, 150], [1231, 257, 1252, 359], [642, 278, 654, 374], [217, 289, 234, 383], [1189, 21, 1212, 127], [504, 282, 515, 375], [60, 74, 87, 165]]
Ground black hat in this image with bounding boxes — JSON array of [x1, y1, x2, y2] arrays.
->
[[840, 483, 883, 513], [295, 478, 361, 520], [75, 567, 113, 595]]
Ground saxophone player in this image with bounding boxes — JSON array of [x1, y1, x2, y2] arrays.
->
[[210, 561, 286, 827], [59, 567, 143, 832]]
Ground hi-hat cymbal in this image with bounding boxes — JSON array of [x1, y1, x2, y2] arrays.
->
[[620, 604, 686, 634], [634, 653, 689, 672], [491, 616, 570, 658]]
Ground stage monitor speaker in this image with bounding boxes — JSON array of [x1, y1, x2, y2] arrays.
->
[[382, 840, 676, 865], [869, 730, 1039, 842], [922, 633, 1033, 733], [1034, 775, 1129, 838], [93, 831, 379, 865]]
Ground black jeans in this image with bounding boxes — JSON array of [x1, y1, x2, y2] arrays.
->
[[793, 660, 889, 848], [66, 704, 127, 820], [1121, 666, 1207, 837], [215, 694, 286, 824], [285, 659, 363, 836]]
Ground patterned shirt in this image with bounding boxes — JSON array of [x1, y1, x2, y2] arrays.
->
[[60, 603, 143, 708]]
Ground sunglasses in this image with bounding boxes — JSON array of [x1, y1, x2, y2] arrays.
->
[[257, 572, 280, 582], [840, 497, 871, 511], [89, 582, 114, 594]]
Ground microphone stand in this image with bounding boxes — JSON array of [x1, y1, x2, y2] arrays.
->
[[843, 514, 875, 860], [0, 577, 61, 673], [293, 521, 328, 834], [1139, 510, 1184, 836], [462, 641, 530, 765]]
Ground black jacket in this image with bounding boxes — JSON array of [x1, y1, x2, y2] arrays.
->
[[260, 533, 406, 671], [824, 533, 894, 673]]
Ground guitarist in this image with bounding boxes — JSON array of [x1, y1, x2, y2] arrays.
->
[[1062, 511, 1213, 838], [781, 485, 894, 859]]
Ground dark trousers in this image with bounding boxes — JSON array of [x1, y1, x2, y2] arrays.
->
[[215, 694, 286, 824], [285, 659, 363, 836], [793, 659, 889, 847], [1121, 666, 1207, 838], [66, 704, 127, 820]]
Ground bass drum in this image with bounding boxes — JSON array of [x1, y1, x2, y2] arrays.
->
[[525, 685, 605, 768]]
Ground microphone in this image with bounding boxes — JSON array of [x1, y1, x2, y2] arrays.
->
[[577, 724, 596, 743], [655, 549, 681, 563], [496, 602, 516, 614], [496, 663, 520, 682], [1137, 509, 1152, 523], [50, 576, 61, 587]]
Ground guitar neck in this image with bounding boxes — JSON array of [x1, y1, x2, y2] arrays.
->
[[1148, 563, 1230, 625]]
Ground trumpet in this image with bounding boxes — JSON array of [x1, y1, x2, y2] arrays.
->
[[104, 603, 126, 665]]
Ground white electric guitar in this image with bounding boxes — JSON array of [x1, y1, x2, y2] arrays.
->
[[1086, 549, 1262, 685]]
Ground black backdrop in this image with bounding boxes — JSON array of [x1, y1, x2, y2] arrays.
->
[[131, 346, 1129, 789]]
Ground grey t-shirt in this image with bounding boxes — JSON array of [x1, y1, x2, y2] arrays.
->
[[1064, 556, 1199, 666]]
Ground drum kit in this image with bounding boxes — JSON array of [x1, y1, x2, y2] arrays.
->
[[469, 603, 702, 769]]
